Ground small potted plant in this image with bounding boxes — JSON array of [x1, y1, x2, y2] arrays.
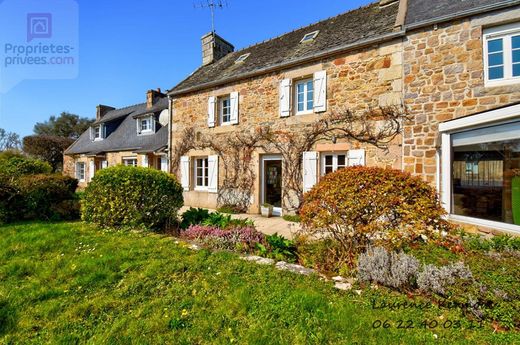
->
[[260, 203, 273, 218]]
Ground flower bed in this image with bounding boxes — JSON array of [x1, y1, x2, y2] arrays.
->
[[181, 224, 265, 253]]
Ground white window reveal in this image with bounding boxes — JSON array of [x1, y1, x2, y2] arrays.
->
[[100, 160, 108, 169], [300, 30, 319, 43], [180, 156, 190, 191], [76, 162, 85, 181], [235, 53, 250, 63], [295, 78, 314, 115], [123, 157, 137, 167], [160, 156, 168, 172], [91, 124, 105, 141], [141, 154, 149, 168], [137, 116, 155, 135], [484, 23, 520, 86], [89, 160, 95, 182], [194, 157, 209, 190]]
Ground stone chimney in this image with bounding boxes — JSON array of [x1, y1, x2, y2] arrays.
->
[[147, 88, 165, 109], [201, 32, 234, 66], [96, 105, 115, 121]]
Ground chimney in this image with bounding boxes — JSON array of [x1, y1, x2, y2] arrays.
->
[[201, 32, 234, 66], [96, 105, 115, 121], [147, 88, 165, 109]]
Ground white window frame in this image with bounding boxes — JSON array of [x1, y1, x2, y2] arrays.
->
[[294, 78, 314, 115], [483, 22, 520, 87], [122, 157, 138, 167], [300, 30, 319, 43], [194, 157, 209, 191], [320, 152, 348, 176], [439, 103, 520, 235], [219, 96, 232, 126], [76, 162, 86, 182], [92, 124, 104, 141], [137, 116, 154, 135]]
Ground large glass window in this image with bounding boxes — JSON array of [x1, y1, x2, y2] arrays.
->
[[123, 158, 137, 167], [76, 162, 85, 181], [451, 122, 520, 225]]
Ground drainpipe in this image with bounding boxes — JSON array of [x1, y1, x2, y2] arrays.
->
[[167, 95, 173, 174]]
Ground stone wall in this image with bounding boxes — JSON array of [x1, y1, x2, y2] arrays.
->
[[172, 39, 405, 213], [402, 8, 520, 185]]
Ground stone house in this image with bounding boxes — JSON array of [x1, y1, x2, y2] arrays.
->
[[167, 0, 520, 235], [63, 89, 170, 188]]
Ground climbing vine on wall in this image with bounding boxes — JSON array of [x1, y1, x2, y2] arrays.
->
[[172, 105, 410, 213]]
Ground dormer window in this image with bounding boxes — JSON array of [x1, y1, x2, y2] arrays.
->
[[235, 53, 250, 64], [300, 30, 319, 43], [137, 115, 155, 135], [91, 124, 104, 141]]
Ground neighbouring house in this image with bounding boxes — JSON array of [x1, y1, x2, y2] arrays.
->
[[167, 0, 520, 235], [63, 89, 170, 188]]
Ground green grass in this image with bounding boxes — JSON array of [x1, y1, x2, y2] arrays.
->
[[0, 222, 519, 344]]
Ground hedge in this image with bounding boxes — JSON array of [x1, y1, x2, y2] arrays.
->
[[82, 166, 183, 230]]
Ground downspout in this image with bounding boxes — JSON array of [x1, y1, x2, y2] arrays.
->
[[167, 95, 173, 174]]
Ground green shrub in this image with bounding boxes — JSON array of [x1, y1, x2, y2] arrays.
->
[[180, 207, 210, 229], [201, 212, 254, 229], [216, 205, 241, 214], [0, 155, 52, 178], [282, 214, 300, 223], [464, 234, 520, 252], [300, 166, 452, 268], [82, 166, 183, 230], [0, 174, 78, 223], [256, 233, 297, 262]]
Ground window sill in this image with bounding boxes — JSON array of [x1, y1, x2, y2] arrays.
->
[[449, 214, 520, 236], [295, 110, 314, 116], [138, 131, 154, 136], [484, 78, 520, 88], [194, 187, 209, 192]]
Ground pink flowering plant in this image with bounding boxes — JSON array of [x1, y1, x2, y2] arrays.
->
[[181, 224, 266, 252]]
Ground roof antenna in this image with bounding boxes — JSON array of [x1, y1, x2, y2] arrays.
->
[[194, 0, 228, 33]]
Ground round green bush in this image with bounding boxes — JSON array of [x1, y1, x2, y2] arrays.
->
[[82, 166, 183, 230], [300, 166, 452, 266], [0, 155, 52, 178]]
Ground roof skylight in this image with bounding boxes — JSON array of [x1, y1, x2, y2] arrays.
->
[[235, 53, 251, 63], [300, 30, 320, 43]]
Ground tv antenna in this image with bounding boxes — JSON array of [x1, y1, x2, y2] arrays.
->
[[194, 0, 227, 33]]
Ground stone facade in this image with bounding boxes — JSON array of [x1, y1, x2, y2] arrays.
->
[[171, 39, 404, 213], [403, 7, 520, 185]]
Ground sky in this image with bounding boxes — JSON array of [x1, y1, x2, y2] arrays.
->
[[0, 0, 371, 137]]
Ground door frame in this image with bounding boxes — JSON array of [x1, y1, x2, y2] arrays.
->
[[260, 154, 283, 216]]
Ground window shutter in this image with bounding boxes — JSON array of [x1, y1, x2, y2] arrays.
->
[[89, 127, 93, 141], [160, 156, 168, 172], [180, 156, 190, 191], [102, 124, 106, 139], [313, 70, 327, 112], [348, 149, 365, 166], [101, 160, 108, 169], [136, 119, 141, 135], [279, 78, 292, 117], [89, 161, 95, 182], [207, 155, 219, 193], [152, 116, 156, 133], [141, 154, 148, 168], [230, 91, 239, 125], [302, 151, 318, 193], [208, 96, 216, 127]]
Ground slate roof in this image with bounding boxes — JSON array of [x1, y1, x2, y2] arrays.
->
[[169, 1, 400, 95], [64, 99, 168, 155], [406, 0, 520, 26]]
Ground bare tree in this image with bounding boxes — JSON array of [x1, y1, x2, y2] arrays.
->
[[0, 128, 21, 151]]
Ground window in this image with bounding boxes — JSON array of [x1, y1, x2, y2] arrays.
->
[[235, 53, 250, 63], [194, 157, 209, 190], [443, 115, 520, 227], [295, 78, 314, 115], [219, 96, 231, 125], [92, 124, 104, 141], [484, 23, 520, 85], [300, 30, 319, 43], [138, 116, 154, 135], [76, 162, 85, 181], [321, 153, 347, 175], [123, 158, 137, 167]]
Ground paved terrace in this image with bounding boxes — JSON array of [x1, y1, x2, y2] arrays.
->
[[179, 206, 300, 239]]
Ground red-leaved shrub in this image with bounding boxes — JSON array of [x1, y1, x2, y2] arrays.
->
[[181, 225, 265, 252]]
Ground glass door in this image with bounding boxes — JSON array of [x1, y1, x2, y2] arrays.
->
[[261, 156, 283, 216]]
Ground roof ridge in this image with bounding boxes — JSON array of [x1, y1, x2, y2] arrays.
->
[[229, 1, 381, 55]]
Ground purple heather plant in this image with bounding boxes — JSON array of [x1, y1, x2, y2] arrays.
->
[[181, 225, 266, 252]]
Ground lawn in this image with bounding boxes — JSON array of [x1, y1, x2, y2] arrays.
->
[[0, 222, 518, 344]]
